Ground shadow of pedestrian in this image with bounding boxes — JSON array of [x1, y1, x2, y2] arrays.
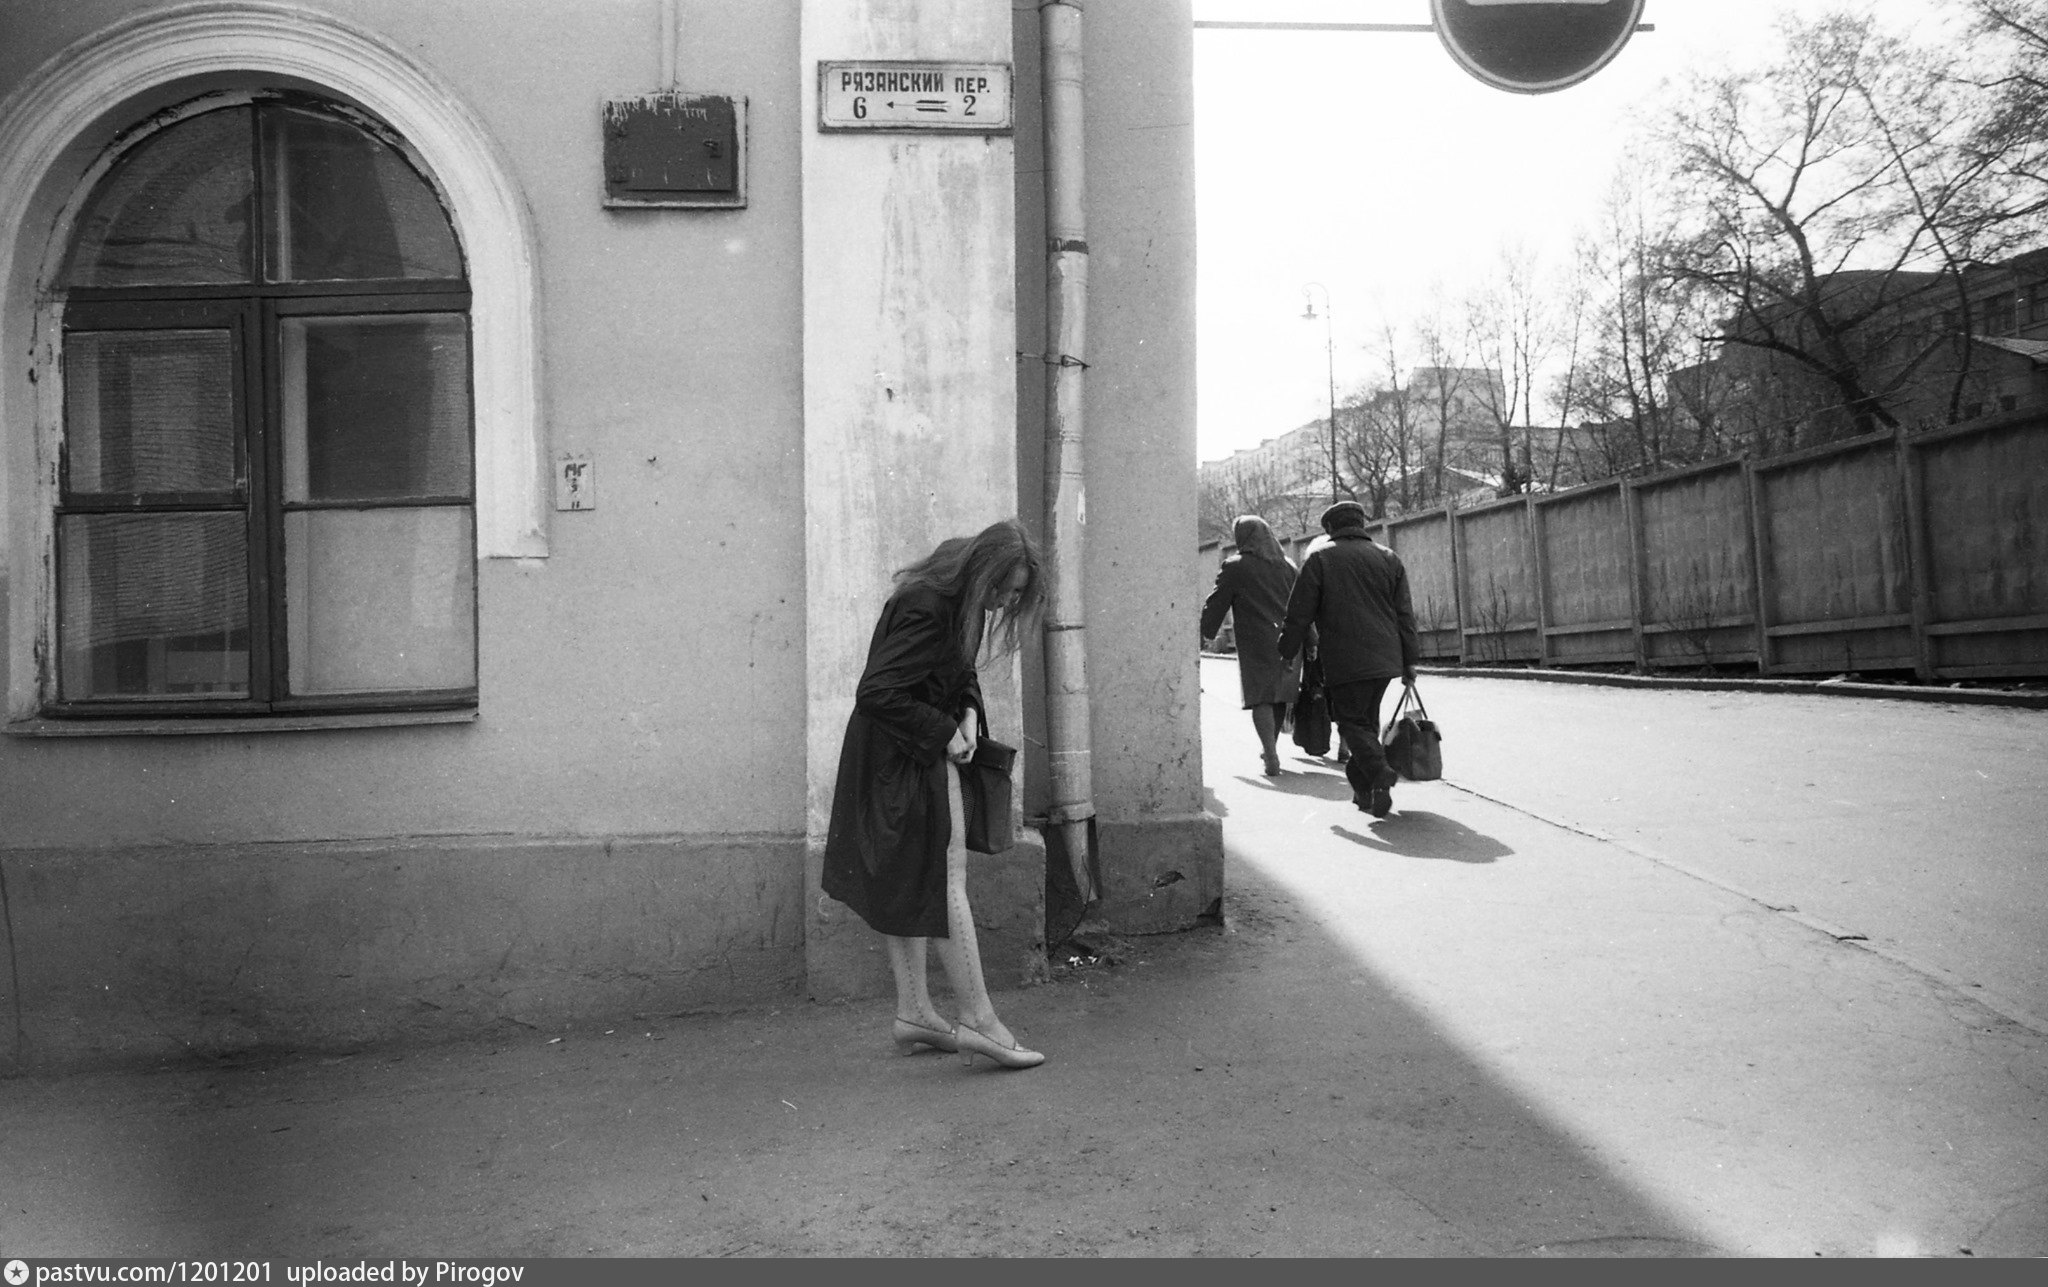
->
[[1239, 769, 1356, 803], [1203, 786, 1230, 818], [1331, 810, 1514, 864]]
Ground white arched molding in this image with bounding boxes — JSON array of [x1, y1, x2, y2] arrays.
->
[[0, 0, 548, 560]]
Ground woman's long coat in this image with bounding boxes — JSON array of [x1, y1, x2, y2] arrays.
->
[[1201, 553, 1302, 708], [822, 584, 985, 938]]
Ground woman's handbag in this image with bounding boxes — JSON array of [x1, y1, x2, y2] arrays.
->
[[960, 736, 1018, 854], [1380, 683, 1443, 782]]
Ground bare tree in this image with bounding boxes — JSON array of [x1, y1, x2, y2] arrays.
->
[[1412, 295, 1472, 501], [1963, 1, 2048, 241], [1651, 10, 1996, 441], [1541, 250, 1593, 490], [1555, 170, 1727, 477], [1357, 319, 1423, 513], [1463, 243, 1550, 494]]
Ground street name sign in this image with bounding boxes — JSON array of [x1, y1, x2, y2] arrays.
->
[[1430, 0, 1647, 94], [818, 61, 1013, 133]]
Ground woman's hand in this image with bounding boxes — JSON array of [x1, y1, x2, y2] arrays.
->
[[947, 708, 980, 763]]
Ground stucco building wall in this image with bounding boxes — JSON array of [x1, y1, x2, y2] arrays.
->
[[0, 0, 1216, 1071]]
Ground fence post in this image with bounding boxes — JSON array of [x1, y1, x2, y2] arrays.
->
[[1621, 475, 1647, 673], [1895, 425, 1935, 681], [1447, 495, 1467, 666], [1528, 494, 1552, 668], [1745, 458, 1776, 677]]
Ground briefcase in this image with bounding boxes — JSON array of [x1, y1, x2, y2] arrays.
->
[[1380, 684, 1442, 782]]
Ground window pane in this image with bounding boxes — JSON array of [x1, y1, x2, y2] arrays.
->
[[62, 108, 254, 287], [284, 507, 475, 694], [264, 107, 463, 281], [280, 314, 472, 501], [65, 330, 238, 496], [58, 513, 249, 700]]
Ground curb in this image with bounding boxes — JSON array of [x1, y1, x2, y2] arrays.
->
[[1199, 653, 2048, 709], [1418, 665, 2048, 709]]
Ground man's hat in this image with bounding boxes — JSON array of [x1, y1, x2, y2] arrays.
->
[[1320, 500, 1367, 532]]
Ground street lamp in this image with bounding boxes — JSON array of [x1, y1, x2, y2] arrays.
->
[[1301, 283, 1338, 505]]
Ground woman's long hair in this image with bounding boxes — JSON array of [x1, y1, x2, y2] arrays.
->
[[893, 518, 1047, 664], [1232, 514, 1293, 568]]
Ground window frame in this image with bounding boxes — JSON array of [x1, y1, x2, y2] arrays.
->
[[41, 94, 479, 722]]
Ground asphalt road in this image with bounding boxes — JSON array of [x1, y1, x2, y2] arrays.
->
[[1203, 657, 2048, 1256], [1397, 671, 2048, 1030]]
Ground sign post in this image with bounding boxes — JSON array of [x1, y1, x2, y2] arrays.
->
[[1430, 0, 1647, 95]]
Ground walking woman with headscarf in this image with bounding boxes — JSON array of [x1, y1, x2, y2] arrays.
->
[[822, 519, 1049, 1069], [1201, 514, 1302, 776]]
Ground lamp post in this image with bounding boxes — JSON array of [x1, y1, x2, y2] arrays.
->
[[1301, 283, 1339, 504]]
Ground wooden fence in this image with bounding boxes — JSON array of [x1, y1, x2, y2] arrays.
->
[[1213, 410, 2048, 681]]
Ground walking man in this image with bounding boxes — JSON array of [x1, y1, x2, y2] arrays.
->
[[1277, 501, 1419, 817]]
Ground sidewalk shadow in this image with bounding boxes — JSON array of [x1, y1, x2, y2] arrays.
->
[[1237, 769, 1355, 803], [1331, 810, 1514, 864], [1203, 786, 1230, 818]]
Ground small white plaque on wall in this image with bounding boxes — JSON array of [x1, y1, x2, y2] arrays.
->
[[817, 61, 1013, 133], [555, 453, 595, 511]]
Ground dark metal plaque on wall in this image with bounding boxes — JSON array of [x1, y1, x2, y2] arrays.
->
[[603, 92, 748, 208]]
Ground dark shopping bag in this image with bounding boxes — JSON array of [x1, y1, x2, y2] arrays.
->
[[1290, 657, 1331, 757], [960, 736, 1018, 854], [1380, 684, 1443, 781]]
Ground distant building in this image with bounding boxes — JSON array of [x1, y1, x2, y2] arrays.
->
[[1674, 247, 2048, 454], [1199, 365, 1512, 535]]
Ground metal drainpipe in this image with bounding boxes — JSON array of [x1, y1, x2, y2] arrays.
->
[[1039, 0, 1097, 904]]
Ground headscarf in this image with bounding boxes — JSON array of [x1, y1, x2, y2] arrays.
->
[[1231, 514, 1293, 568]]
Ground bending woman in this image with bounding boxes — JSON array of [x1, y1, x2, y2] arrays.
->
[[1201, 514, 1301, 776], [821, 519, 1048, 1070]]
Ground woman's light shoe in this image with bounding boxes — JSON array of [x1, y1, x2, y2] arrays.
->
[[892, 1018, 958, 1055], [954, 1021, 1045, 1069]]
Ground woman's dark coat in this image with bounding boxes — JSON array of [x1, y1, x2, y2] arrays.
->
[[822, 584, 985, 938], [1201, 553, 1302, 708]]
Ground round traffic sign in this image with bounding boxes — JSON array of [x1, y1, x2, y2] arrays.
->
[[1431, 0, 1647, 95]]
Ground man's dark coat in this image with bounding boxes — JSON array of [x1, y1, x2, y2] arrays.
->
[[1277, 530, 1419, 684]]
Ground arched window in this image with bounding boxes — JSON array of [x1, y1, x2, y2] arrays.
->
[[52, 94, 475, 715]]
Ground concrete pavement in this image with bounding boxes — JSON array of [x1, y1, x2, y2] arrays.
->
[[0, 659, 2041, 1258]]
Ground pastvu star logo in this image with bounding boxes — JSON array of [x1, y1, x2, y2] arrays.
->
[[4, 1258, 29, 1286]]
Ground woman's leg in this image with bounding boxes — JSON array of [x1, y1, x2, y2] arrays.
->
[[1251, 703, 1281, 773], [884, 934, 948, 1030], [929, 762, 1023, 1047]]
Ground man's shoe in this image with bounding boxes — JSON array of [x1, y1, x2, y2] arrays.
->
[[1366, 766, 1397, 818]]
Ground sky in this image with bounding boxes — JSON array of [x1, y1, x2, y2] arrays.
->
[[1191, 0, 1957, 464]]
